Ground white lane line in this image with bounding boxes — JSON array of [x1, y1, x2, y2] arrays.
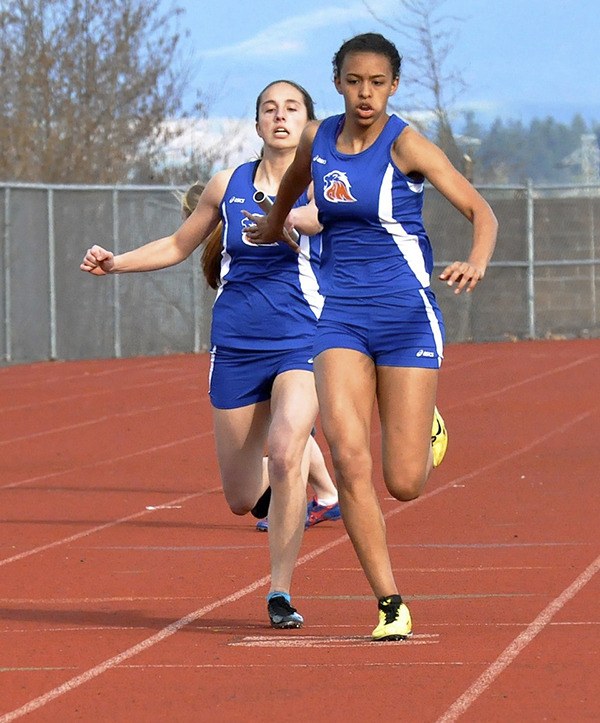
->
[[438, 354, 497, 373], [0, 400, 595, 718], [0, 597, 207, 604], [0, 575, 270, 723], [321, 567, 555, 572], [453, 354, 598, 408], [0, 667, 76, 673], [1, 372, 202, 413], [2, 628, 137, 635], [435, 552, 600, 723], [0, 398, 200, 446], [0, 359, 166, 390], [0, 488, 216, 568], [230, 633, 439, 648], [390, 409, 596, 521], [5, 621, 595, 636], [119, 662, 468, 669], [387, 542, 588, 548], [0, 431, 211, 490]]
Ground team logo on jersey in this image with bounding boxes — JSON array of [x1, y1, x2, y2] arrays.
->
[[323, 170, 357, 203], [241, 216, 277, 247]]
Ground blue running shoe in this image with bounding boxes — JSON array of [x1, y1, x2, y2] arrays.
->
[[305, 496, 341, 528], [256, 496, 342, 531], [255, 517, 269, 532]]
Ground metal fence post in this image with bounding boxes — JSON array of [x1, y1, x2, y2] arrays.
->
[[48, 188, 57, 359], [526, 179, 536, 339], [3, 188, 11, 362], [589, 186, 597, 327], [112, 188, 122, 357]]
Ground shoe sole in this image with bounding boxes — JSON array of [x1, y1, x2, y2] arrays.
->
[[305, 510, 342, 528], [270, 620, 303, 629], [372, 632, 412, 641]]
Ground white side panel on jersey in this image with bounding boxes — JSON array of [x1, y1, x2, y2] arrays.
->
[[297, 234, 324, 319], [378, 164, 430, 288]]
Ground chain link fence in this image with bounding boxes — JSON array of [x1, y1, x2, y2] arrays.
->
[[1, 181, 599, 364]]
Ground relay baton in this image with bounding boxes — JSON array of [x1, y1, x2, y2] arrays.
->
[[252, 190, 302, 254]]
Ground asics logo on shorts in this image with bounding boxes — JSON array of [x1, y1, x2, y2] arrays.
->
[[323, 170, 357, 203], [416, 349, 435, 358]]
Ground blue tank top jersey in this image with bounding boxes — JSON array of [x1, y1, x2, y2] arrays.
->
[[211, 161, 323, 350], [311, 114, 434, 298]]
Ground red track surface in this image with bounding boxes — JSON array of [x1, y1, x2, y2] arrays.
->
[[0, 340, 598, 722]]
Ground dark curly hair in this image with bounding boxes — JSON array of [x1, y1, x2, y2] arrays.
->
[[332, 33, 402, 80]]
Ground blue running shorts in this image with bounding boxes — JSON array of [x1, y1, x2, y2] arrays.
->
[[313, 288, 445, 368], [209, 345, 314, 409]]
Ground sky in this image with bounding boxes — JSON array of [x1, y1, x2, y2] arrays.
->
[[170, 0, 600, 129]]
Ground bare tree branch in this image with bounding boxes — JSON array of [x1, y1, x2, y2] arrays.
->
[[0, 0, 206, 183], [362, 0, 467, 167]]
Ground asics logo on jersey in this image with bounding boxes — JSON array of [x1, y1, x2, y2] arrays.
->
[[312, 155, 327, 165], [229, 196, 245, 203], [323, 170, 357, 203]]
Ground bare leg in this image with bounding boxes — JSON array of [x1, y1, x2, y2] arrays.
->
[[306, 435, 338, 501], [213, 401, 270, 514], [266, 370, 318, 594], [376, 366, 438, 501], [314, 349, 397, 598]]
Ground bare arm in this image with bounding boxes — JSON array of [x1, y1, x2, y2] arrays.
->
[[287, 192, 322, 236], [243, 122, 319, 244], [80, 171, 231, 275], [394, 127, 498, 294]]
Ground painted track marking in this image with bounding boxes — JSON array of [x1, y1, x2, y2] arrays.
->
[[436, 552, 600, 723], [0, 404, 596, 720], [0, 489, 217, 568], [0, 431, 211, 491], [229, 633, 439, 648]]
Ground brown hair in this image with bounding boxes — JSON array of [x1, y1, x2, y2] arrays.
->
[[254, 79, 316, 122], [179, 181, 222, 290], [201, 224, 223, 290], [180, 182, 204, 218]]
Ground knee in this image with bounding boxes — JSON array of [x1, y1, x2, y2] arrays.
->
[[385, 467, 427, 502], [266, 444, 301, 484], [226, 497, 253, 516], [329, 444, 372, 490], [228, 501, 251, 516], [221, 479, 256, 516]]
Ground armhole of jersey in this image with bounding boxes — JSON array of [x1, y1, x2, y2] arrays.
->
[[388, 123, 425, 185]]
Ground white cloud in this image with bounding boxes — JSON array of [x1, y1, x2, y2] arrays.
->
[[199, 1, 395, 59]]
